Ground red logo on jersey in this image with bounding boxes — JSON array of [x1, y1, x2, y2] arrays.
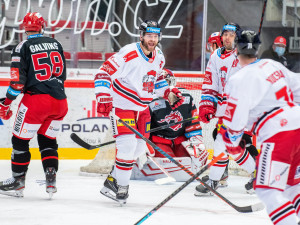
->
[[159, 60, 164, 68], [123, 50, 138, 62], [220, 66, 227, 88], [223, 102, 237, 122], [204, 71, 212, 85], [232, 58, 239, 67], [101, 61, 117, 76], [142, 70, 156, 93], [10, 68, 19, 81], [280, 119, 288, 127], [158, 111, 183, 131]]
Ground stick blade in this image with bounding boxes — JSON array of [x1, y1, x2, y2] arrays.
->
[[70, 133, 94, 150], [155, 177, 176, 185]]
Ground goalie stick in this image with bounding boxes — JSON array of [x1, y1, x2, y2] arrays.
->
[[135, 152, 224, 225], [70, 116, 198, 150], [115, 115, 264, 213]]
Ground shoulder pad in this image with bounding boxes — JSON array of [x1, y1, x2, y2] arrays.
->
[[15, 40, 28, 53]]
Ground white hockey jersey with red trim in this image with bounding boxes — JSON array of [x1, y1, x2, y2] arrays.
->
[[94, 42, 166, 111], [223, 59, 300, 143], [202, 48, 241, 117]]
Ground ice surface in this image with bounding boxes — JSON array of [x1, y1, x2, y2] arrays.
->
[[0, 160, 272, 225]]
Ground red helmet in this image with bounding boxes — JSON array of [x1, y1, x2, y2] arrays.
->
[[161, 68, 176, 86], [22, 12, 45, 32], [207, 32, 222, 51]]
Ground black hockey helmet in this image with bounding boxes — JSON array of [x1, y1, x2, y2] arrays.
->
[[236, 30, 261, 57], [220, 22, 241, 37], [139, 20, 161, 40]]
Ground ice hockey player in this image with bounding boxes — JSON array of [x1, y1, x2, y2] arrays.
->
[[148, 68, 208, 170], [207, 31, 223, 54], [96, 20, 184, 204], [222, 29, 300, 225], [0, 12, 68, 198], [195, 23, 258, 196]]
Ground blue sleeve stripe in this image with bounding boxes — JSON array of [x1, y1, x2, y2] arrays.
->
[[185, 130, 202, 138], [95, 80, 111, 88], [7, 86, 21, 96], [201, 95, 218, 103], [155, 80, 168, 89]]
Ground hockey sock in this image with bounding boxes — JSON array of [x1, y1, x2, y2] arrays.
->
[[113, 134, 137, 186], [11, 136, 30, 177], [284, 185, 300, 218], [133, 138, 148, 159], [232, 149, 255, 174], [256, 188, 299, 225], [38, 134, 59, 172], [208, 156, 229, 181]]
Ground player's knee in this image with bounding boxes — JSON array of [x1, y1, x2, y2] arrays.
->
[[12, 135, 30, 152], [116, 134, 137, 160], [37, 134, 58, 151]]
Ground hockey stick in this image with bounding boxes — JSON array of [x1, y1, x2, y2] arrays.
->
[[71, 133, 175, 184], [116, 116, 264, 213], [70, 116, 197, 150], [147, 156, 176, 185], [135, 152, 224, 225], [70, 133, 115, 150], [258, 0, 268, 36], [148, 116, 198, 133]]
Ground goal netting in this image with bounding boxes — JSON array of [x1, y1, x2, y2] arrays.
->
[[79, 72, 249, 176]]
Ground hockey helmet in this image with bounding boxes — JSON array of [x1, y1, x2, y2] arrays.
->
[[207, 31, 222, 51], [161, 68, 176, 86], [236, 30, 261, 57], [139, 20, 161, 40], [23, 12, 45, 32], [221, 22, 241, 37]]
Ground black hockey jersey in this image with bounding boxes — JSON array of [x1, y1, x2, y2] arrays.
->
[[149, 88, 197, 139], [7, 35, 66, 100]]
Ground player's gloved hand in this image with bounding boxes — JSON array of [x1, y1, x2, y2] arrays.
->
[[182, 135, 208, 167], [220, 126, 246, 155], [0, 98, 13, 120], [163, 87, 184, 109], [198, 100, 216, 123], [96, 93, 113, 117]]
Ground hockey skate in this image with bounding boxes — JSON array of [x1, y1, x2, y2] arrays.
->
[[0, 176, 25, 197], [245, 172, 255, 194], [100, 175, 129, 205], [194, 178, 219, 196], [45, 167, 57, 199], [201, 165, 229, 188]]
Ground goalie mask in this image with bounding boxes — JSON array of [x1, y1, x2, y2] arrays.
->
[[161, 68, 176, 87], [236, 30, 261, 57], [23, 12, 45, 33]]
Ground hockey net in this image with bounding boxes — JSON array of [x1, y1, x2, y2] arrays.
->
[[79, 72, 249, 176]]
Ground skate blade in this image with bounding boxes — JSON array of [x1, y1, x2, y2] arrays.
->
[[0, 189, 24, 198], [194, 190, 214, 197], [246, 189, 255, 195], [100, 187, 127, 205]]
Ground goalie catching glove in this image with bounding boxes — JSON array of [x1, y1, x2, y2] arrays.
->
[[96, 93, 113, 117], [0, 98, 13, 120], [163, 87, 184, 109], [181, 135, 208, 167]]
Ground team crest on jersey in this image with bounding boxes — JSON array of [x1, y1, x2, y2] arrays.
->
[[223, 102, 237, 122], [10, 68, 20, 81], [232, 58, 239, 67], [142, 70, 156, 93], [158, 111, 183, 131], [220, 66, 227, 88], [204, 71, 212, 85]]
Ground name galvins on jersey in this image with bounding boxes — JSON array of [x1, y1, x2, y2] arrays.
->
[[95, 42, 166, 111], [223, 59, 300, 143], [202, 48, 241, 117]]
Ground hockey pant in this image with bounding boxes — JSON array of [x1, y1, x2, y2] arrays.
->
[[255, 129, 300, 225], [208, 133, 256, 181]]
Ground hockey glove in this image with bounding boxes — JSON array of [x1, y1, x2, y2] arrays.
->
[[96, 93, 113, 117], [182, 135, 208, 167], [220, 126, 246, 155], [163, 87, 184, 109], [0, 98, 13, 120], [198, 100, 216, 123]]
